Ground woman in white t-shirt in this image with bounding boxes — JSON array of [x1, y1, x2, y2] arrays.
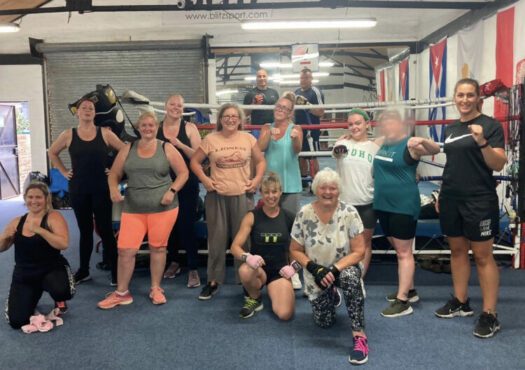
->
[[332, 109, 379, 276]]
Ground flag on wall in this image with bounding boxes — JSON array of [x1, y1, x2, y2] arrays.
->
[[457, 21, 484, 80], [514, 1, 525, 85], [399, 58, 409, 100], [386, 66, 396, 101], [378, 69, 386, 102], [428, 37, 447, 142]]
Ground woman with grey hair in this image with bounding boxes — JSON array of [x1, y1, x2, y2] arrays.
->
[[190, 103, 266, 300], [289, 168, 369, 365]]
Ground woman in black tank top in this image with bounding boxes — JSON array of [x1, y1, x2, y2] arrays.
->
[[48, 98, 125, 286], [230, 173, 297, 320], [158, 94, 202, 288], [1, 182, 74, 329]]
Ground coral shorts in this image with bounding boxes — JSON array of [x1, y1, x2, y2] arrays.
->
[[117, 208, 179, 249]]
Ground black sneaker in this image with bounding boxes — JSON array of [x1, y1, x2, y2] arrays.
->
[[74, 269, 92, 285], [198, 282, 218, 300], [110, 274, 117, 287], [239, 296, 263, 319], [386, 289, 419, 303], [473, 312, 501, 338], [54, 301, 68, 315], [348, 335, 369, 365], [435, 296, 474, 318], [96, 261, 111, 271]]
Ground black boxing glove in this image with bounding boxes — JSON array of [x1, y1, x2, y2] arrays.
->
[[306, 261, 331, 289]]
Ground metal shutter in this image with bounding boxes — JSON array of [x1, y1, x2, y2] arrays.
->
[[39, 40, 205, 166]]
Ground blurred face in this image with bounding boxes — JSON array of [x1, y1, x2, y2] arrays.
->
[[315, 182, 339, 208], [165, 96, 184, 120], [379, 117, 405, 142], [256, 69, 268, 89], [347, 114, 368, 140], [273, 98, 293, 123], [261, 184, 282, 208], [77, 100, 96, 121], [138, 116, 158, 139], [220, 108, 241, 132], [300, 71, 313, 90], [454, 83, 480, 117], [25, 188, 47, 213]]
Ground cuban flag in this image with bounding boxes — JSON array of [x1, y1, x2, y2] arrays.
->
[[399, 58, 409, 101], [428, 38, 447, 142]]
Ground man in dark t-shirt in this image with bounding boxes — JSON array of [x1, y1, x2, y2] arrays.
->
[[243, 69, 280, 130]]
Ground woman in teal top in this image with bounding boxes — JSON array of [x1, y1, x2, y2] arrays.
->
[[373, 110, 440, 318], [258, 92, 303, 215]]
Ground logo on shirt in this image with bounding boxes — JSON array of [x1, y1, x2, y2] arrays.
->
[[216, 151, 248, 169], [444, 134, 472, 144]]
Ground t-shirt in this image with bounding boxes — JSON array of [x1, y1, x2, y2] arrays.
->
[[333, 139, 379, 205], [200, 131, 257, 196], [243, 87, 280, 125], [294, 86, 324, 139], [291, 201, 363, 300], [441, 114, 505, 199], [373, 137, 420, 219], [250, 207, 295, 270]]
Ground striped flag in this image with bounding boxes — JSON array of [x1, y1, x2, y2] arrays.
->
[[378, 69, 386, 102], [428, 38, 447, 142], [399, 58, 409, 100]]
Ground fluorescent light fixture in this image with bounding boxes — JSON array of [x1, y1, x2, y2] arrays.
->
[[274, 72, 329, 79], [242, 19, 377, 30], [260, 61, 335, 69], [244, 76, 282, 81], [279, 79, 319, 85], [0, 23, 20, 33], [320, 62, 335, 67], [216, 89, 239, 96]]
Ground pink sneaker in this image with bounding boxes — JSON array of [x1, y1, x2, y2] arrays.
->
[[97, 291, 133, 310], [150, 287, 167, 305]]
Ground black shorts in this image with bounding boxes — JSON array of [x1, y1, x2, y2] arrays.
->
[[376, 210, 417, 240], [263, 266, 285, 285], [354, 203, 377, 230], [439, 194, 499, 242]]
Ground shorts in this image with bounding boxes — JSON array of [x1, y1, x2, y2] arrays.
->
[[439, 194, 499, 242], [118, 208, 179, 249], [263, 267, 285, 285], [376, 210, 417, 240], [354, 203, 377, 230]]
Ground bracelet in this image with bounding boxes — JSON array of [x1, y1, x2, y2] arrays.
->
[[478, 141, 489, 149], [241, 253, 249, 262], [169, 188, 177, 194]]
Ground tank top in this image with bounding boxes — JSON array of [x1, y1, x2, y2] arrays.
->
[[249, 207, 295, 270], [68, 127, 110, 194], [265, 124, 302, 193], [373, 137, 420, 219], [157, 119, 198, 186], [123, 140, 178, 214], [14, 213, 66, 267]]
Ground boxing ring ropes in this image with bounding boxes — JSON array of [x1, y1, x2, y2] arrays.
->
[[121, 91, 524, 269]]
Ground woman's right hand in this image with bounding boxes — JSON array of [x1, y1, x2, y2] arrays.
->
[[62, 169, 73, 180], [202, 177, 217, 192], [110, 187, 124, 203]]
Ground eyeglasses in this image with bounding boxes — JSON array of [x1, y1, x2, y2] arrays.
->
[[222, 115, 240, 121], [274, 104, 292, 113]]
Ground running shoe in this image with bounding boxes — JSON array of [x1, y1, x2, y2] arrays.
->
[[386, 289, 419, 303], [96, 261, 111, 271], [97, 291, 133, 310], [473, 312, 500, 338], [54, 301, 68, 315], [187, 270, 201, 288], [198, 282, 218, 300], [435, 296, 474, 318], [73, 269, 92, 285], [239, 296, 263, 319], [150, 287, 167, 305], [348, 335, 369, 365], [381, 299, 413, 318], [163, 262, 181, 279]]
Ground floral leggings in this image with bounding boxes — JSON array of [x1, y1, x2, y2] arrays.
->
[[310, 265, 365, 331]]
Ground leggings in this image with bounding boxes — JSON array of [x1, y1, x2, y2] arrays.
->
[[166, 181, 199, 269], [5, 264, 75, 329], [310, 265, 365, 331], [70, 191, 117, 277]]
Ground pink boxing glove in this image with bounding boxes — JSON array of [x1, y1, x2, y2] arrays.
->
[[279, 260, 302, 279], [244, 253, 265, 269]]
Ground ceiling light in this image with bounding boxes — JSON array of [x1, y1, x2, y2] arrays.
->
[[279, 79, 319, 85], [260, 61, 334, 69], [319, 62, 335, 67], [216, 89, 239, 96], [0, 23, 20, 33], [242, 19, 376, 30], [274, 72, 329, 79]]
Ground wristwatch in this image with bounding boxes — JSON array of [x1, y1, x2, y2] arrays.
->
[[169, 188, 177, 194]]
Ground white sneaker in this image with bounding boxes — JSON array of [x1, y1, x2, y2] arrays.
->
[[291, 273, 302, 290]]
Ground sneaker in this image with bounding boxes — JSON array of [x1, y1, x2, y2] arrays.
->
[[74, 269, 92, 285], [348, 335, 369, 365], [435, 296, 474, 318], [473, 312, 500, 338], [239, 296, 263, 319], [96, 261, 111, 271], [109, 274, 117, 287], [291, 273, 302, 290], [198, 283, 218, 300], [386, 289, 419, 303], [187, 270, 201, 288], [149, 287, 167, 305], [381, 299, 413, 318], [54, 301, 68, 315], [331, 286, 342, 308], [97, 291, 133, 310], [163, 262, 181, 279]]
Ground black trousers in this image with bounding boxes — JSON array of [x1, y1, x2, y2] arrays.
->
[[6, 264, 75, 329], [70, 191, 117, 278]]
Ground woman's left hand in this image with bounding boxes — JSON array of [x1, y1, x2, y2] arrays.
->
[[28, 221, 42, 235], [245, 179, 259, 193], [469, 124, 485, 145], [160, 190, 175, 206]]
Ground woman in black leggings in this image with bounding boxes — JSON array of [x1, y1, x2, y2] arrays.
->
[[1, 182, 75, 329], [49, 98, 124, 285]]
